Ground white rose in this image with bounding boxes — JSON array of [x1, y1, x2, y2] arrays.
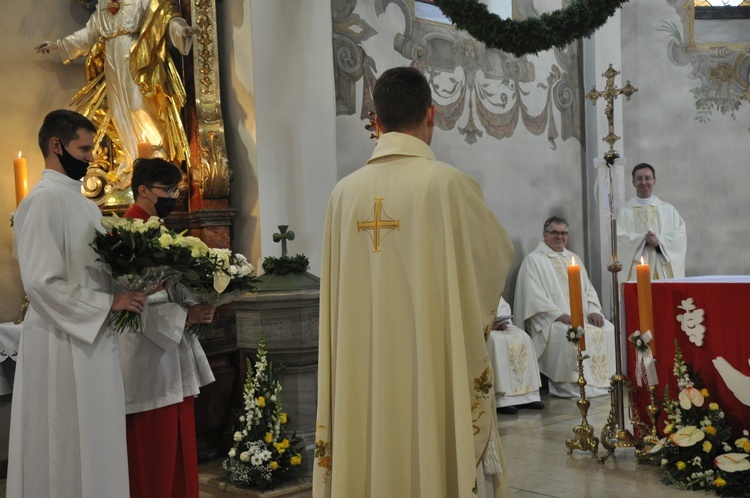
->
[[233, 431, 244, 442], [228, 448, 236, 458], [240, 452, 250, 462], [158, 233, 174, 248]]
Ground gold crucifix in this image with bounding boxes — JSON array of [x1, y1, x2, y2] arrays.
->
[[586, 64, 638, 152], [357, 198, 399, 252]]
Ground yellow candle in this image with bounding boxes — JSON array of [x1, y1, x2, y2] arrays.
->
[[568, 256, 585, 350], [13, 151, 28, 207], [137, 142, 152, 158], [636, 257, 655, 354]]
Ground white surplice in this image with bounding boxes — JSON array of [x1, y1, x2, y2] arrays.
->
[[514, 242, 616, 398], [617, 196, 687, 280], [315, 132, 514, 498], [8, 170, 129, 498], [486, 298, 541, 407]]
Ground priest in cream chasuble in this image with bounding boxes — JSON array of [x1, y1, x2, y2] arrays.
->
[[315, 67, 514, 497]]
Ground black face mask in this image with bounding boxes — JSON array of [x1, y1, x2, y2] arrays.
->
[[55, 140, 90, 180], [154, 196, 177, 218]]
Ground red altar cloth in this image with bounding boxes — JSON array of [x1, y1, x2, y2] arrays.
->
[[624, 277, 750, 438]]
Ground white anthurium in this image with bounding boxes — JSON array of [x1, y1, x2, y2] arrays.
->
[[671, 426, 705, 447], [679, 386, 705, 410], [714, 453, 750, 473]]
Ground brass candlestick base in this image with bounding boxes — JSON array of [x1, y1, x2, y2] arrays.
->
[[635, 384, 662, 461], [598, 373, 640, 463], [566, 349, 599, 456]]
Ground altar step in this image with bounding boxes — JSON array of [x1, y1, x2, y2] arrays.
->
[[198, 459, 312, 498]]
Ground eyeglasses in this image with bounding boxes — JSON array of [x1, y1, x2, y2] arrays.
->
[[634, 176, 654, 183], [545, 230, 568, 237], [148, 185, 180, 197]]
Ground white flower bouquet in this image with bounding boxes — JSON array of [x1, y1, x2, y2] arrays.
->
[[91, 216, 194, 333]]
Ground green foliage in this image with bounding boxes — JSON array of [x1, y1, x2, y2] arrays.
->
[[262, 254, 310, 275], [432, 0, 629, 57]]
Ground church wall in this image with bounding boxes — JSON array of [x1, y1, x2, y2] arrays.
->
[[0, 1, 92, 322], [620, 0, 750, 278], [333, 0, 588, 304]]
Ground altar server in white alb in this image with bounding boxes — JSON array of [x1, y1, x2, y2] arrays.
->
[[618, 162, 687, 280], [514, 217, 616, 398], [486, 297, 544, 414], [8, 110, 146, 498], [315, 67, 514, 498]]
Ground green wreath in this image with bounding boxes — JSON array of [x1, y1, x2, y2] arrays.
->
[[432, 0, 629, 57]]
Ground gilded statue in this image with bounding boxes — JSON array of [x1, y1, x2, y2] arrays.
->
[[36, 0, 196, 189]]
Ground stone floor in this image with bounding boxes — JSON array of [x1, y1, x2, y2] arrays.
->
[[0, 394, 694, 497]]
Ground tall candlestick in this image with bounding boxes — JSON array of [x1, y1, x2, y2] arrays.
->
[[568, 256, 585, 350], [13, 151, 28, 207], [137, 142, 152, 158], [636, 257, 655, 354]]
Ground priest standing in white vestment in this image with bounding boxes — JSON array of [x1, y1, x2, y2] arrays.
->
[[8, 110, 147, 498], [314, 67, 514, 498], [487, 297, 544, 414], [618, 163, 687, 280], [514, 217, 616, 398]]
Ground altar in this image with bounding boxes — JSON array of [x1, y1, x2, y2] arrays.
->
[[624, 276, 750, 437]]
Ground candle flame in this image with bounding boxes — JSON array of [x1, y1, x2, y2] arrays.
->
[[571, 256, 576, 265], [17, 151, 22, 158], [640, 256, 645, 265]]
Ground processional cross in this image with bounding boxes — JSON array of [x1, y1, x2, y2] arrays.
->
[[586, 64, 638, 158]]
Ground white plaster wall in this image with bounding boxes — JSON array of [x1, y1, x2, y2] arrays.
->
[[621, 1, 750, 278]]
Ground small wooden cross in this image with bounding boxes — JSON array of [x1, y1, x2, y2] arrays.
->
[[357, 198, 399, 252], [273, 225, 295, 257], [586, 64, 638, 152]]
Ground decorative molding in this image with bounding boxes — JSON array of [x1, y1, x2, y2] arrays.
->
[[664, 0, 750, 124], [333, 0, 582, 146]]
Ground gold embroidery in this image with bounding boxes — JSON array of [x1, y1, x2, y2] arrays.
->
[[357, 198, 399, 252], [508, 338, 532, 395]]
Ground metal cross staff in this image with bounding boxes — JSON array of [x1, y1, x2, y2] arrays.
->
[[586, 64, 640, 464]]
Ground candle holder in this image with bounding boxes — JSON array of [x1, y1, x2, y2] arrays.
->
[[635, 384, 662, 461], [566, 348, 599, 456]]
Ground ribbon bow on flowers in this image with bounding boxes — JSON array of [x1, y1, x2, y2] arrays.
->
[[92, 216, 194, 333], [628, 330, 658, 387], [175, 244, 257, 338]]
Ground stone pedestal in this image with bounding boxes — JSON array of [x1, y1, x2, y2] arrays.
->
[[234, 290, 319, 476]]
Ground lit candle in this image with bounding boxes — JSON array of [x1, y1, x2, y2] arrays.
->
[[137, 142, 152, 158], [567, 256, 585, 350], [13, 151, 28, 207], [636, 256, 655, 354]]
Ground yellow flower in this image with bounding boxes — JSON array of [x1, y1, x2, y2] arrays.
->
[[709, 402, 720, 411], [270, 461, 279, 471], [703, 440, 713, 453], [280, 412, 288, 424], [701, 388, 710, 398], [257, 396, 266, 407], [705, 425, 717, 436], [676, 461, 686, 470], [290, 454, 302, 466], [280, 438, 290, 449], [264, 432, 273, 443], [664, 423, 675, 434], [713, 477, 727, 488], [744, 440, 750, 452]]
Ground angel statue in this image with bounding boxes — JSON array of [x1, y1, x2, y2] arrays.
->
[[36, 0, 197, 190]]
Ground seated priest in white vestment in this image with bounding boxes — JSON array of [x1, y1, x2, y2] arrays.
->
[[514, 216, 616, 398], [486, 297, 544, 414], [617, 163, 687, 281]]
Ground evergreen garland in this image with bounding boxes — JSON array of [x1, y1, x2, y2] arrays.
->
[[432, 0, 629, 57], [261, 254, 310, 275]]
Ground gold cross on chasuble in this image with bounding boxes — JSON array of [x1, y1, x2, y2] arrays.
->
[[357, 198, 399, 252]]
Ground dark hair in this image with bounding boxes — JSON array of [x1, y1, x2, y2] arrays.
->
[[131, 158, 183, 200], [373, 67, 433, 133], [632, 163, 656, 180], [38, 110, 96, 156], [544, 216, 568, 232]]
